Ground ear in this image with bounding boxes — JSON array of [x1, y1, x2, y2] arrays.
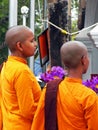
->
[[81, 55, 86, 65], [16, 42, 23, 51]]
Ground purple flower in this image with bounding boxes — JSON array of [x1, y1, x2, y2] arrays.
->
[[40, 66, 66, 83], [83, 76, 98, 93], [40, 66, 98, 94]]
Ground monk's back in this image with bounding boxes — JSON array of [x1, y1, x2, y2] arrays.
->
[[57, 77, 98, 130]]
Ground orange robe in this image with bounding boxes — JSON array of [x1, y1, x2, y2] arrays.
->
[[1, 56, 41, 130], [0, 74, 2, 130], [31, 77, 98, 130]]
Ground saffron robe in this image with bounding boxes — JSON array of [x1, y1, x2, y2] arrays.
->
[[31, 77, 98, 130], [0, 74, 2, 130], [1, 56, 41, 130]]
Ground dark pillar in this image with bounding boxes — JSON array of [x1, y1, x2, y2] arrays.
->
[[48, 0, 68, 67]]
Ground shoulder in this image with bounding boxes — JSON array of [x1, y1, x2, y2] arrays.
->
[[73, 84, 98, 108], [59, 78, 97, 104]]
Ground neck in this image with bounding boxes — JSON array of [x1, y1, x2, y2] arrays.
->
[[67, 69, 83, 79], [10, 53, 27, 61]]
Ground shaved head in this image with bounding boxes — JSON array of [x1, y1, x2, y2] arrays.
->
[[5, 25, 33, 52], [60, 41, 88, 69]]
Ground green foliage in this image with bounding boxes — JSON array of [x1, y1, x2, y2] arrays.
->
[[71, 0, 79, 40], [0, 0, 9, 44], [0, 0, 8, 63], [72, 0, 79, 9], [35, 0, 44, 36], [72, 20, 78, 32]]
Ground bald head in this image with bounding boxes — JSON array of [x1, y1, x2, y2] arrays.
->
[[60, 41, 88, 69], [5, 25, 33, 52]]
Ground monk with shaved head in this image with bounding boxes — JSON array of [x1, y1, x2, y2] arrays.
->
[[60, 40, 89, 77], [31, 41, 98, 130], [0, 25, 41, 130], [5, 25, 37, 58]]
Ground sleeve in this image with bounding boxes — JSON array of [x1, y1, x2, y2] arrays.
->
[[31, 88, 46, 130], [15, 69, 41, 120], [83, 94, 98, 130]]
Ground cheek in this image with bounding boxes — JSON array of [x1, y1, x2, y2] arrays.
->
[[27, 43, 35, 50], [24, 44, 35, 56], [28, 44, 36, 54]]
